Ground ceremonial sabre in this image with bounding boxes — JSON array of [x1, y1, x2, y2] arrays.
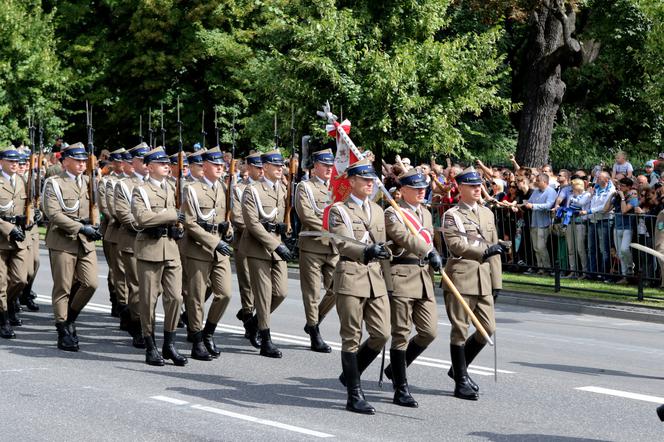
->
[[630, 243, 664, 261]]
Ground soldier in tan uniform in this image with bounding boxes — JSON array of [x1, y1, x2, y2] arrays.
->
[[233, 153, 263, 348], [19, 150, 42, 313], [131, 147, 187, 366], [240, 150, 294, 358], [182, 148, 234, 360], [0, 148, 31, 338], [102, 148, 128, 321], [328, 159, 391, 415], [442, 166, 503, 400], [295, 149, 338, 352], [43, 143, 101, 351], [187, 150, 205, 181], [381, 168, 442, 408], [113, 144, 148, 348]]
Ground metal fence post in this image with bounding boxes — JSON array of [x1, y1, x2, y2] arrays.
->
[[637, 269, 644, 302]]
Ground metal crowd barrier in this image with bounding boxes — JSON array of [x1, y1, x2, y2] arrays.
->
[[429, 202, 662, 301]]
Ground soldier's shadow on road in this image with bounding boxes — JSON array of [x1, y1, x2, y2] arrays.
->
[[512, 361, 664, 381], [468, 432, 609, 442]]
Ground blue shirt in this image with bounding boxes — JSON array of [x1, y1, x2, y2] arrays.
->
[[527, 186, 557, 227], [613, 196, 639, 230]]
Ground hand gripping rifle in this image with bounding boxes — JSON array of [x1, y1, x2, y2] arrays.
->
[[86, 101, 99, 227], [225, 114, 237, 223]]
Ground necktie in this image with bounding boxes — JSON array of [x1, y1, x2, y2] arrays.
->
[[76, 176, 82, 189], [363, 201, 371, 220], [10, 176, 15, 190]]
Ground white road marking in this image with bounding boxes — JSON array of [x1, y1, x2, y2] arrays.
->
[[35, 296, 514, 376], [151, 395, 333, 438], [576, 386, 664, 404], [151, 395, 190, 405], [0, 367, 49, 373]]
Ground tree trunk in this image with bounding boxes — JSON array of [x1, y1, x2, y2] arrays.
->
[[515, 1, 582, 167]]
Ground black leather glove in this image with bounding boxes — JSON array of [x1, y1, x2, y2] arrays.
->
[[14, 215, 27, 228], [275, 244, 293, 261], [218, 221, 230, 237], [276, 223, 288, 235], [177, 211, 185, 224], [482, 244, 504, 261], [363, 243, 390, 264], [215, 240, 232, 256], [33, 208, 43, 224], [79, 224, 102, 241], [492, 289, 500, 301], [427, 250, 443, 272], [9, 226, 25, 242], [169, 225, 184, 241]]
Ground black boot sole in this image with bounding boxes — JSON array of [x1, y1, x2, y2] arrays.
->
[[346, 404, 376, 415], [191, 352, 213, 361], [393, 398, 419, 408], [146, 359, 165, 366], [1, 332, 16, 339], [164, 356, 188, 366], [311, 345, 332, 353], [259, 350, 282, 358], [454, 390, 479, 401], [58, 344, 79, 352]]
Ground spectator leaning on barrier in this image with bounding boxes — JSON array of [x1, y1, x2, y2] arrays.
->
[[523, 174, 557, 274], [582, 172, 615, 279], [612, 177, 639, 284]]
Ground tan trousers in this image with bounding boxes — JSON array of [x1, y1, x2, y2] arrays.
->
[[336, 293, 390, 353], [108, 242, 127, 304], [389, 294, 438, 350], [444, 291, 495, 345], [26, 230, 40, 282], [119, 249, 140, 321], [0, 248, 29, 312], [233, 245, 253, 313], [247, 257, 287, 330], [298, 250, 338, 326], [48, 248, 98, 322], [137, 259, 182, 336], [186, 256, 232, 332]]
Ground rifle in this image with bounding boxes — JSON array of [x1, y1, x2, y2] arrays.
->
[[284, 107, 297, 237], [160, 102, 166, 148], [273, 113, 280, 148], [25, 113, 36, 227], [176, 97, 185, 222], [139, 115, 143, 143], [148, 107, 154, 148], [225, 114, 236, 223], [214, 108, 220, 148], [85, 101, 99, 226], [201, 110, 206, 150]]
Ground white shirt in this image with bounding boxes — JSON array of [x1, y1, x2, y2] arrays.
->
[[313, 175, 328, 187], [134, 172, 147, 181], [1, 171, 14, 186], [149, 177, 166, 189], [202, 176, 217, 189], [263, 177, 276, 190]]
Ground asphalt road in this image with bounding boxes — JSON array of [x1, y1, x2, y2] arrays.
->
[[1, 248, 664, 441]]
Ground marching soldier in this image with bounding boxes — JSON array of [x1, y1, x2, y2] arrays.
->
[[19, 150, 41, 313], [131, 147, 187, 366], [0, 147, 31, 338], [294, 149, 338, 352], [101, 148, 127, 320], [233, 153, 263, 347], [381, 169, 442, 408], [187, 150, 205, 181], [113, 144, 148, 348], [182, 147, 233, 360], [441, 166, 503, 400], [240, 150, 293, 358], [43, 143, 101, 351], [328, 158, 391, 415]]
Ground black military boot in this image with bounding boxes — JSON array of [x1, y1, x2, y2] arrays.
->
[[0, 312, 15, 339], [130, 320, 145, 349], [341, 351, 375, 415], [162, 331, 188, 366], [8, 299, 22, 326], [384, 338, 428, 381], [179, 310, 189, 329], [390, 349, 418, 408], [339, 341, 381, 387], [19, 282, 39, 312], [450, 344, 479, 400], [65, 307, 80, 345], [239, 313, 260, 348], [108, 279, 119, 318], [447, 334, 485, 392], [118, 304, 132, 332], [144, 335, 165, 366], [191, 331, 213, 361], [55, 322, 78, 351], [203, 321, 221, 358], [259, 329, 282, 358], [304, 324, 331, 353]]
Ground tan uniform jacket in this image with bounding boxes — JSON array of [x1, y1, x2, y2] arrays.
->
[[102, 175, 122, 243], [114, 174, 144, 252], [294, 178, 336, 254], [0, 174, 29, 251], [182, 179, 233, 261], [328, 198, 387, 298], [385, 200, 435, 299], [43, 172, 96, 254], [442, 203, 502, 296], [130, 180, 179, 262], [239, 179, 287, 261]]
